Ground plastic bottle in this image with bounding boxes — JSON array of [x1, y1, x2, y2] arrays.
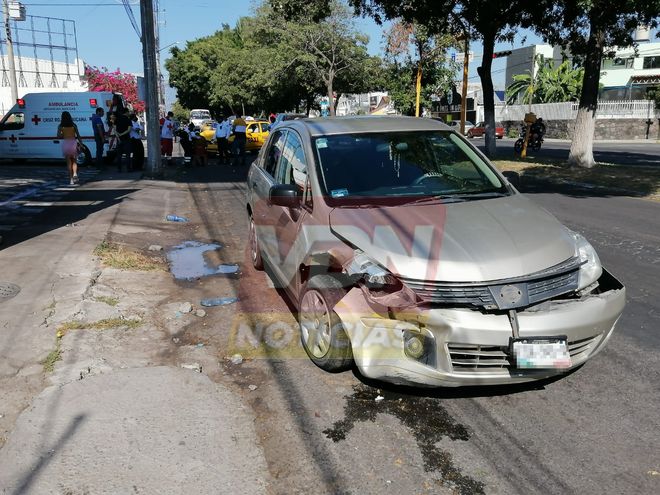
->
[[166, 214, 189, 222], [200, 297, 239, 307]]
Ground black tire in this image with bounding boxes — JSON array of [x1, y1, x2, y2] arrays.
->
[[514, 138, 524, 153], [248, 215, 264, 270], [298, 275, 353, 372], [76, 144, 92, 167]]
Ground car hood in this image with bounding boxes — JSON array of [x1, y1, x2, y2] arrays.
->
[[329, 194, 576, 283]]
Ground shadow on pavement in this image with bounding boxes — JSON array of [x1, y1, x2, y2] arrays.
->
[[10, 414, 86, 495], [0, 173, 140, 250]]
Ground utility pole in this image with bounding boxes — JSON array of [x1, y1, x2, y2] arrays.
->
[[140, 0, 161, 177], [2, 0, 18, 103], [459, 38, 469, 136]]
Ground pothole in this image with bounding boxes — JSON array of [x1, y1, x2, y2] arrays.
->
[[0, 282, 21, 303]]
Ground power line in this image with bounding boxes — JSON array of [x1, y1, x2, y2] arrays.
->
[[23, 2, 136, 5], [121, 0, 141, 39]]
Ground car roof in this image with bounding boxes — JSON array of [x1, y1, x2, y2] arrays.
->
[[285, 116, 452, 136]]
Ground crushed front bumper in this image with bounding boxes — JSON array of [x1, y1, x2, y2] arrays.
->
[[333, 270, 625, 387]]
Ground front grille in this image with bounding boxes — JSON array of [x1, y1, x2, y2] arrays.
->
[[401, 256, 581, 309], [446, 344, 510, 369], [447, 334, 602, 372], [527, 270, 579, 304], [402, 281, 496, 308]]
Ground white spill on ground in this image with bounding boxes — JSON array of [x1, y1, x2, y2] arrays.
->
[[167, 240, 240, 280]]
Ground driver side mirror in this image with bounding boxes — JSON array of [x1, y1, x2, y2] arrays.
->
[[502, 171, 520, 188], [269, 184, 301, 208]]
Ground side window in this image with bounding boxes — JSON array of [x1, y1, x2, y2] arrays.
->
[[0, 112, 25, 131], [260, 122, 270, 133], [247, 123, 258, 134], [264, 130, 286, 177], [276, 131, 307, 188]]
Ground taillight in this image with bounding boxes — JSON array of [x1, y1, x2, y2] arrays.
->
[[89, 98, 98, 107], [17, 98, 25, 108]]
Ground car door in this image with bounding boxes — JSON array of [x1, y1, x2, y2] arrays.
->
[[249, 129, 287, 265], [270, 130, 310, 290], [0, 111, 26, 159], [246, 123, 260, 151]]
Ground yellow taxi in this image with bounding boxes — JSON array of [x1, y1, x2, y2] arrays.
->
[[200, 120, 271, 154]]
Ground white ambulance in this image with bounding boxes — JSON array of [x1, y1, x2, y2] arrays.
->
[[0, 91, 124, 165]]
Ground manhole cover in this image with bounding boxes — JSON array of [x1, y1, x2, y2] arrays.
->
[[0, 282, 21, 302]]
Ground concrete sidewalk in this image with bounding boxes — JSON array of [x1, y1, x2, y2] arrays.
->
[[0, 169, 268, 494]]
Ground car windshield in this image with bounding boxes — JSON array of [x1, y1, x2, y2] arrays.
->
[[191, 111, 210, 119], [313, 131, 507, 204]]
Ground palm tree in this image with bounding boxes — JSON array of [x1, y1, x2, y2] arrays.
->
[[506, 56, 583, 104]]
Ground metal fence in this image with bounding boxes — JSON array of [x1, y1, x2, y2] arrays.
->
[[482, 100, 657, 122]]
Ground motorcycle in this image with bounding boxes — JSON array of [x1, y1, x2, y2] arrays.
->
[[514, 121, 545, 153]]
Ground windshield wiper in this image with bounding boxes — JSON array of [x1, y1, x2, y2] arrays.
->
[[403, 191, 507, 205]]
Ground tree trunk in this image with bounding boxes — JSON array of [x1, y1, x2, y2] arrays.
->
[[478, 31, 496, 158], [327, 76, 335, 117], [568, 27, 605, 168], [334, 92, 342, 114]]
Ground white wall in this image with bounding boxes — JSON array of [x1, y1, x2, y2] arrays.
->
[[0, 56, 86, 116]]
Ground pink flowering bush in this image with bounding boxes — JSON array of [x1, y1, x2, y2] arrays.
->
[[84, 65, 145, 113]]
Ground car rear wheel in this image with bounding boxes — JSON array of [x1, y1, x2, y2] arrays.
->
[[299, 275, 353, 372], [248, 215, 264, 270]]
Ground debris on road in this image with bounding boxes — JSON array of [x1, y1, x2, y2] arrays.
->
[[181, 363, 202, 373], [248, 384, 258, 391], [179, 302, 193, 313], [375, 395, 385, 402], [148, 244, 163, 252], [166, 214, 188, 222], [201, 297, 238, 307], [195, 309, 207, 317], [230, 354, 243, 365]]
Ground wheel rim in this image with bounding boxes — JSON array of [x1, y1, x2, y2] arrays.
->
[[300, 290, 332, 358], [249, 218, 258, 262]]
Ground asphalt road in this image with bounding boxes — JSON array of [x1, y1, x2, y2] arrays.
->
[[167, 159, 659, 494], [474, 137, 660, 167], [2, 160, 658, 494]]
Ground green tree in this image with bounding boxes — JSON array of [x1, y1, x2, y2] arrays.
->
[[170, 100, 190, 123], [383, 20, 457, 116], [506, 56, 584, 104], [526, 0, 660, 168], [274, 0, 529, 157]]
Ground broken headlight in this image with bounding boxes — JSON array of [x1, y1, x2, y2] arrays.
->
[[345, 252, 403, 293], [571, 232, 603, 290]]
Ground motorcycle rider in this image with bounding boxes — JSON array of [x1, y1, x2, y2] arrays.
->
[[530, 117, 546, 145]]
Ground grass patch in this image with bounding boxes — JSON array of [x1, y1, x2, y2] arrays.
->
[[94, 240, 164, 271], [56, 317, 142, 337], [42, 342, 62, 373], [494, 159, 660, 201], [94, 295, 119, 307]]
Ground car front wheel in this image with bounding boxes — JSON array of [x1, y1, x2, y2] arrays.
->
[[299, 275, 353, 372]]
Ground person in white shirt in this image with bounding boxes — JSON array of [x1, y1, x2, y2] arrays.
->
[[215, 116, 231, 164], [130, 114, 144, 170], [160, 111, 175, 164]]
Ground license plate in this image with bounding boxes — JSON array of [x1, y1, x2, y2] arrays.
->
[[511, 337, 571, 369]]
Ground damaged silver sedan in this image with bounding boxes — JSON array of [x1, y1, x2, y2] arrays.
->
[[246, 116, 625, 387]]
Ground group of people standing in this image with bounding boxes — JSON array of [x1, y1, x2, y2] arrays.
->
[[57, 102, 144, 186], [174, 114, 248, 167], [91, 106, 144, 173]]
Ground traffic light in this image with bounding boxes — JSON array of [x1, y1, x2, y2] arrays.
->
[[493, 50, 512, 59]]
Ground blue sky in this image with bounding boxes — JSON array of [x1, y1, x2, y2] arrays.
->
[[21, 0, 543, 107]]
